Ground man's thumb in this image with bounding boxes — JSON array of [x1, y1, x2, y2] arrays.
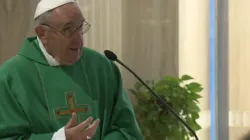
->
[[65, 112, 77, 129]]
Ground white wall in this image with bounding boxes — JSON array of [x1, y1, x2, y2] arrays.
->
[[179, 0, 210, 139], [228, 0, 250, 139]]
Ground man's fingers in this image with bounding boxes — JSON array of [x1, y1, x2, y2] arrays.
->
[[85, 119, 100, 134], [74, 117, 93, 131], [65, 112, 77, 129]]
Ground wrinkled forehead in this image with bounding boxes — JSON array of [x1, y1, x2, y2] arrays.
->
[[50, 3, 85, 26]]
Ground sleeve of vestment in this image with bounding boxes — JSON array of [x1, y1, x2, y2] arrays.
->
[[0, 76, 55, 140], [103, 63, 144, 140]]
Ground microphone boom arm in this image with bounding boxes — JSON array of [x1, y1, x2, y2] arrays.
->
[[115, 59, 199, 140]]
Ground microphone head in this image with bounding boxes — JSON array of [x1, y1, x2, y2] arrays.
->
[[104, 50, 117, 61]]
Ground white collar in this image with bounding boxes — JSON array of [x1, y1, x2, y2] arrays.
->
[[37, 36, 59, 66]]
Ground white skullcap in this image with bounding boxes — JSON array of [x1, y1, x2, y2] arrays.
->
[[34, 0, 76, 19]]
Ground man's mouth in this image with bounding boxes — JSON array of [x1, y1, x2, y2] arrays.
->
[[69, 48, 80, 51]]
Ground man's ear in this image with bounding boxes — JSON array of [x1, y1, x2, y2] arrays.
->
[[35, 25, 48, 40]]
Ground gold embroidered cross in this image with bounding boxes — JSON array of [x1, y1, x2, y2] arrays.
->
[[54, 92, 90, 117]]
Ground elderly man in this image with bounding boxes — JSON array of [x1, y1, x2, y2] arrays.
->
[[0, 0, 143, 140]]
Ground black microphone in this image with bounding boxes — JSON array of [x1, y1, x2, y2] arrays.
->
[[104, 50, 199, 140]]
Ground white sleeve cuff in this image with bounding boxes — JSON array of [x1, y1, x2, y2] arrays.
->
[[52, 127, 66, 140]]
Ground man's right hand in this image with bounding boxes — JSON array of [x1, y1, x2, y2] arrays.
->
[[64, 113, 100, 140]]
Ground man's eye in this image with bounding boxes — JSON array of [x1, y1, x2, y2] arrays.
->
[[64, 28, 73, 32]]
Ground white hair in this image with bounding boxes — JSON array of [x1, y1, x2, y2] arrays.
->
[[34, 11, 51, 26]]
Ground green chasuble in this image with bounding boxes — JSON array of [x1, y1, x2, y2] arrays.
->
[[0, 36, 144, 140]]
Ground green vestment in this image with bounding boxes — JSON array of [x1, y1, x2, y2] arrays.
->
[[0, 36, 144, 140]]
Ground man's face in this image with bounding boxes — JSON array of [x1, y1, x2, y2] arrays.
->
[[38, 3, 89, 66]]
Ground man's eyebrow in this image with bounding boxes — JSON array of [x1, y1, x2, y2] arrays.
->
[[62, 22, 74, 28], [62, 19, 86, 28]]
